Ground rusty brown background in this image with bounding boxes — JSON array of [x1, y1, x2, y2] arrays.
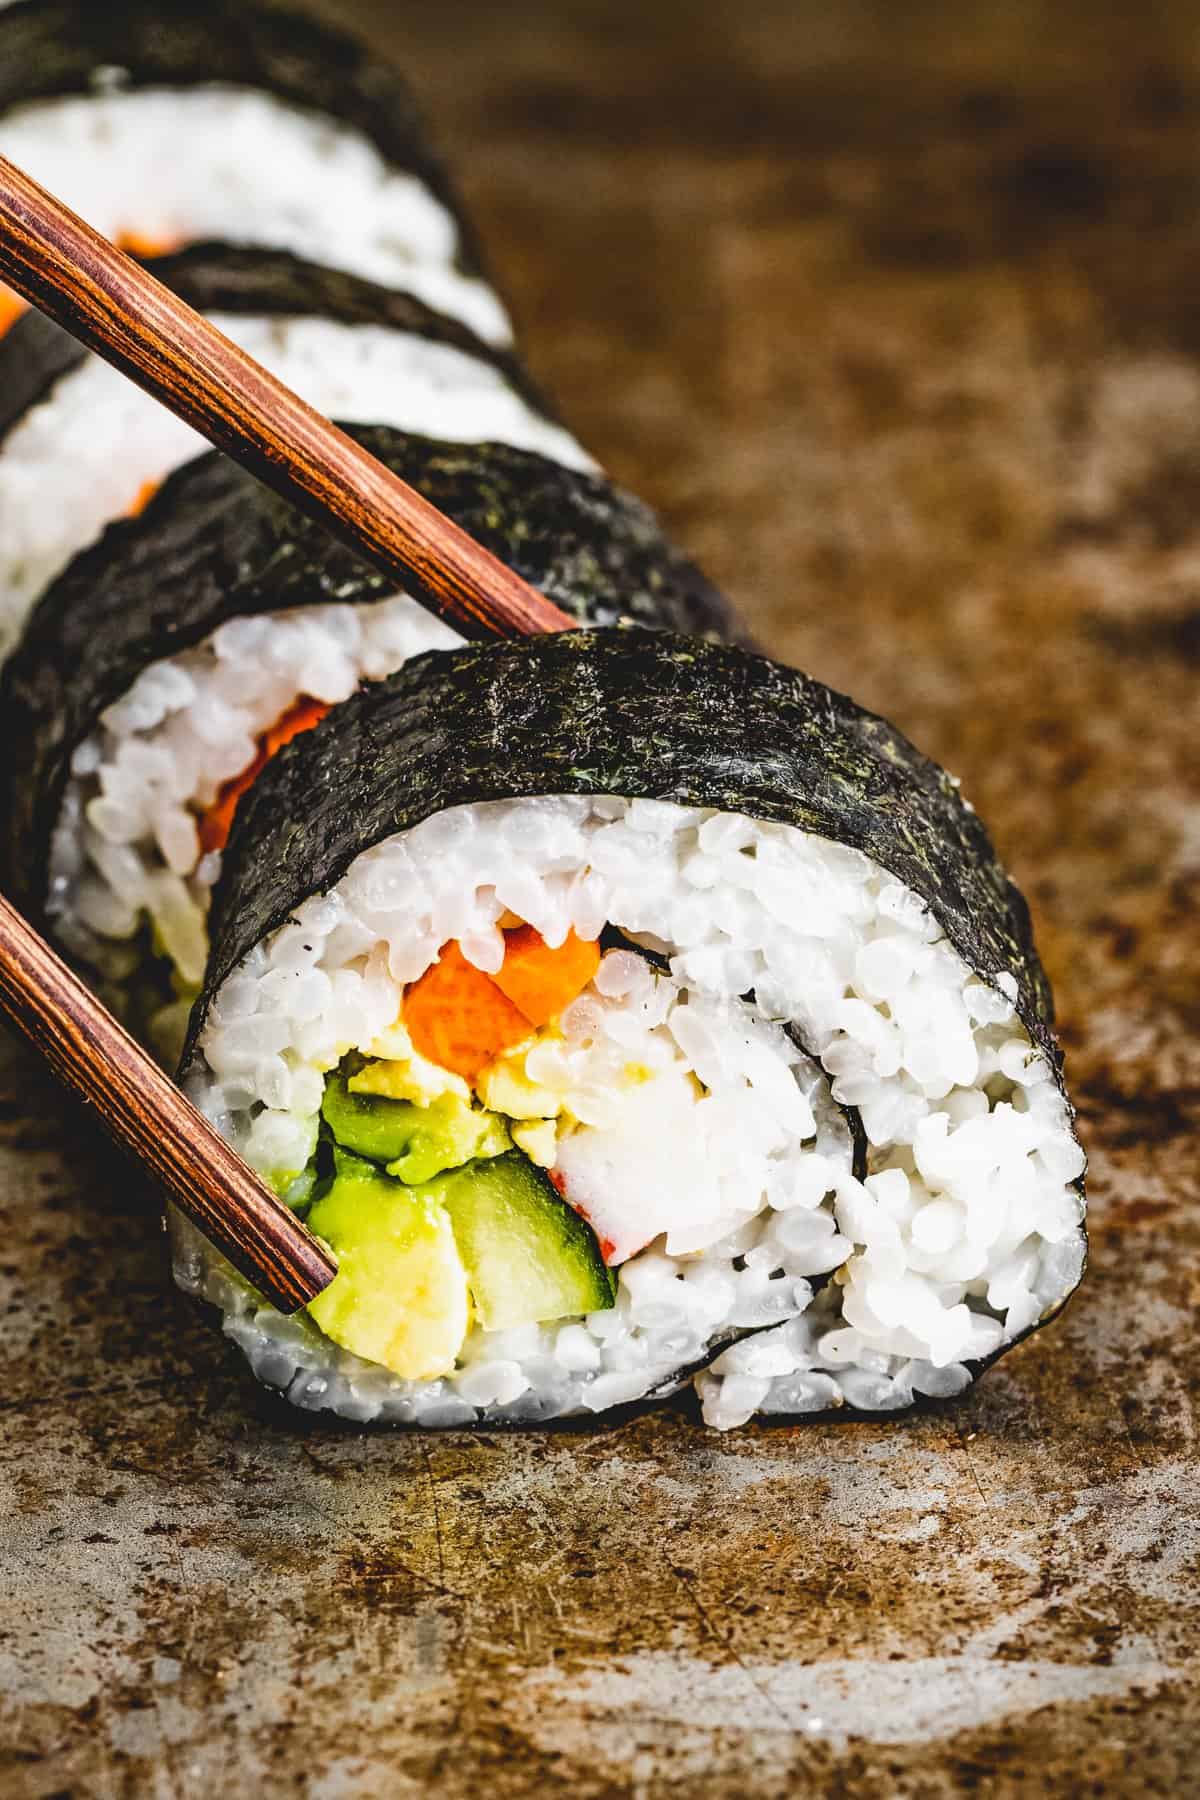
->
[[2, 0, 1198, 1792]]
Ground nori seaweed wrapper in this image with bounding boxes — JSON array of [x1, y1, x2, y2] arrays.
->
[[0, 243, 546, 450], [0, 434, 739, 923], [0, 0, 482, 269], [186, 629, 1063, 1077], [179, 629, 1083, 1410]]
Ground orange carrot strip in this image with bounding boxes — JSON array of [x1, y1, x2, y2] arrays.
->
[[404, 942, 532, 1084], [0, 285, 26, 337], [491, 925, 601, 1028], [197, 695, 330, 855], [127, 479, 160, 518], [116, 229, 182, 260]]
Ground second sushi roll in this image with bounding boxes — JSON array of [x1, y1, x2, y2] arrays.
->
[[0, 243, 585, 661], [0, 429, 734, 1056]]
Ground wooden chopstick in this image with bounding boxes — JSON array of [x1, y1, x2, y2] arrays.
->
[[0, 894, 334, 1312], [0, 152, 576, 638], [0, 153, 580, 1309]]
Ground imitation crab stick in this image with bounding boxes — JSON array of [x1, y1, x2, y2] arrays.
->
[[198, 695, 330, 855]]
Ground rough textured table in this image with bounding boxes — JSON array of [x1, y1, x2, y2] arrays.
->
[[2, 1, 1197, 1792]]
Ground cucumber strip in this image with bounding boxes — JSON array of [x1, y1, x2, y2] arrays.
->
[[439, 1152, 616, 1330]]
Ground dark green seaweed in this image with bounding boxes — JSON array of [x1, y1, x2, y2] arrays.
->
[[185, 630, 1063, 1078], [0, 0, 483, 271], [597, 925, 672, 974], [0, 435, 738, 921], [0, 243, 548, 449], [784, 1023, 869, 1181]]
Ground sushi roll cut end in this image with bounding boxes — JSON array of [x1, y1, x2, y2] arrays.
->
[[177, 632, 1085, 1430]]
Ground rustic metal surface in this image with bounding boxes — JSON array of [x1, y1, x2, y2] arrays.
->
[[2, 0, 1198, 1791]]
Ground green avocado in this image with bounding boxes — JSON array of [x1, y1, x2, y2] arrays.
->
[[307, 1148, 471, 1380], [307, 1076, 615, 1376], [321, 1073, 510, 1182], [436, 1152, 616, 1330]]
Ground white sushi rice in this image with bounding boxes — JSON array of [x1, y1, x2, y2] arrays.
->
[[48, 595, 462, 1057], [0, 314, 588, 660], [0, 85, 508, 338], [177, 795, 1086, 1429]]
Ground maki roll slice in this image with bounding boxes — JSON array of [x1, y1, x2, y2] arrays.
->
[[174, 631, 1086, 1428], [0, 244, 585, 660], [0, 0, 504, 340], [0, 434, 734, 1058]]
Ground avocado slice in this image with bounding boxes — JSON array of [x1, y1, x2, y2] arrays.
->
[[438, 1151, 616, 1330], [307, 1148, 471, 1380], [322, 1072, 509, 1182]]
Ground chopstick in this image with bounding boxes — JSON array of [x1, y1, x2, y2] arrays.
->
[[0, 894, 334, 1312], [0, 153, 578, 1310], [0, 153, 576, 638]]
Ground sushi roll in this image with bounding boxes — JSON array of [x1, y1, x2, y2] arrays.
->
[[0, 0, 504, 340], [0, 431, 734, 1058], [0, 243, 586, 660], [171, 630, 1085, 1428]]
